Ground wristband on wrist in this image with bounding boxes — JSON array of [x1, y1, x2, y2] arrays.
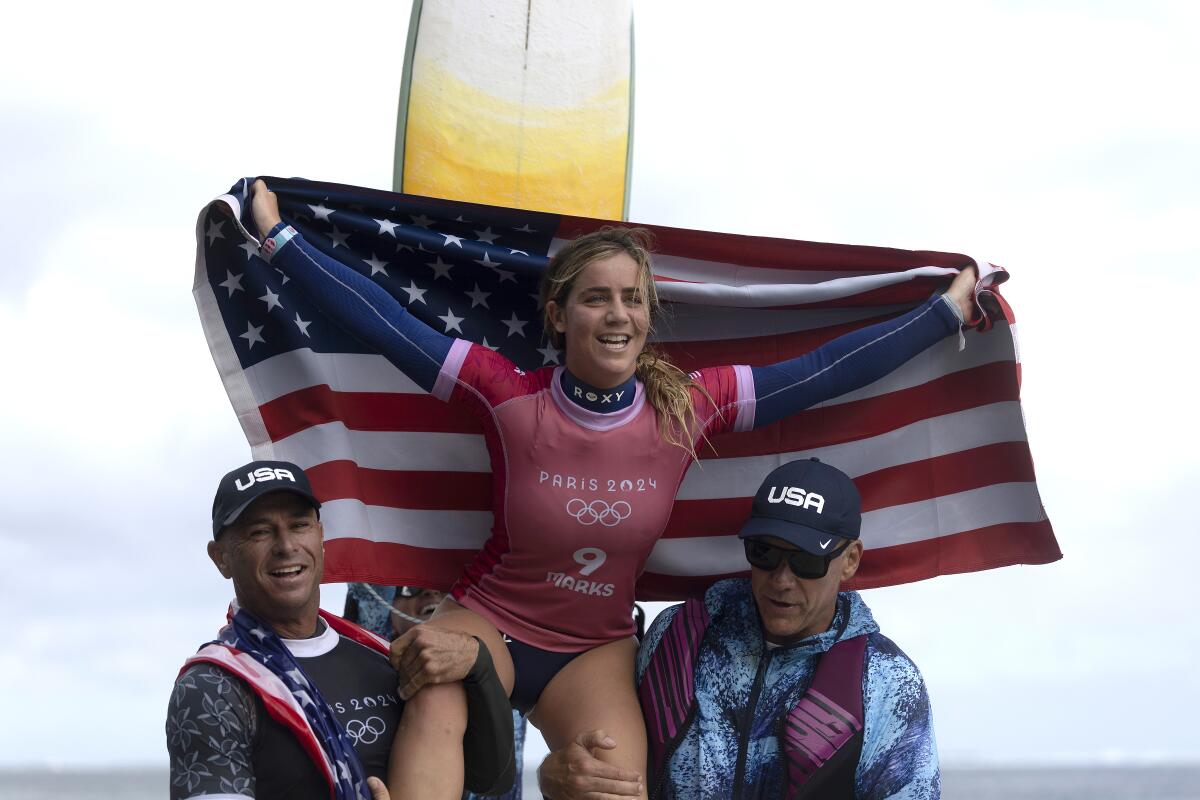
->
[[261, 225, 297, 262]]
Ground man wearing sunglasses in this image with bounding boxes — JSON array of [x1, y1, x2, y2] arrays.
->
[[538, 458, 939, 799]]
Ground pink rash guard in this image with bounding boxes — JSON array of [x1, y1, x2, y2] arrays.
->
[[266, 225, 963, 655], [436, 339, 753, 652]]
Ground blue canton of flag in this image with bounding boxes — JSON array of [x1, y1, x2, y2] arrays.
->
[[203, 177, 565, 373]]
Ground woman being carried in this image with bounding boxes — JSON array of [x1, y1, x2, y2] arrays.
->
[[251, 180, 977, 799]]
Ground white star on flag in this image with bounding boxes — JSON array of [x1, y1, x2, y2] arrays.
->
[[249, 626, 269, 641], [464, 283, 491, 308], [329, 226, 350, 248], [427, 257, 453, 280], [294, 689, 315, 707], [238, 241, 258, 260], [509, 248, 529, 257], [514, 223, 535, 233], [410, 213, 434, 228], [474, 227, 499, 244], [493, 267, 517, 284], [480, 337, 500, 351], [474, 252, 501, 269], [274, 267, 290, 285], [285, 668, 310, 687], [537, 343, 562, 365], [308, 203, 334, 221], [206, 220, 225, 245], [219, 271, 244, 296], [441, 233, 465, 248], [400, 281, 428, 305], [438, 308, 465, 334], [259, 288, 283, 312], [294, 314, 312, 337], [375, 218, 399, 237], [364, 254, 389, 276], [502, 312, 528, 338]]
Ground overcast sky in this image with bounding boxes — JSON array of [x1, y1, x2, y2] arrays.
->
[[1, 0, 1197, 770]]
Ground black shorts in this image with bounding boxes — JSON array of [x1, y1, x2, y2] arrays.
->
[[504, 636, 583, 714]]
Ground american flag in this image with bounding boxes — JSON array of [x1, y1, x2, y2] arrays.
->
[[194, 176, 1059, 599]]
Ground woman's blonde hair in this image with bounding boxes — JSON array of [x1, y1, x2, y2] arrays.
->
[[540, 227, 711, 458]]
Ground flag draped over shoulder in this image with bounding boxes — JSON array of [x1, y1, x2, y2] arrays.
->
[[194, 176, 1059, 600]]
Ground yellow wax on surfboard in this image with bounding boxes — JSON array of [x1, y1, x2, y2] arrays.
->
[[395, 0, 634, 219]]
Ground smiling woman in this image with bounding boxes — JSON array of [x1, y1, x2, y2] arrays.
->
[[249, 178, 978, 800], [545, 248, 650, 387], [539, 227, 706, 456]]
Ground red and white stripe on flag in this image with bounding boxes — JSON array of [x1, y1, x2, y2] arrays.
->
[[195, 192, 1059, 600]]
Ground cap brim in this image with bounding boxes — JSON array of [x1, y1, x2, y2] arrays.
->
[[737, 516, 852, 556], [215, 488, 321, 537]]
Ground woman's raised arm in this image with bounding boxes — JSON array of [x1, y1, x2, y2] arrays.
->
[[748, 265, 977, 429], [251, 179, 454, 393]]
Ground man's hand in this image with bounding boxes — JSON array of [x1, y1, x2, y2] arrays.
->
[[390, 625, 480, 700], [366, 777, 390, 800], [538, 730, 643, 800], [250, 178, 283, 238]]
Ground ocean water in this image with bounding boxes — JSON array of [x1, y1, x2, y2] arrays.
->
[[939, 766, 1200, 799], [2, 766, 1198, 799]]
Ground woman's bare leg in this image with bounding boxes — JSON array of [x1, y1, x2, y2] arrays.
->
[[530, 637, 649, 800], [386, 599, 514, 800]]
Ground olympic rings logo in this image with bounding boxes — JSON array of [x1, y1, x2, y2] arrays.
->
[[345, 716, 387, 745], [565, 498, 632, 527]]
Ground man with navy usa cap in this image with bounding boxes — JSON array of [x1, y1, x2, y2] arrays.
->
[[538, 458, 940, 800], [166, 460, 516, 800]]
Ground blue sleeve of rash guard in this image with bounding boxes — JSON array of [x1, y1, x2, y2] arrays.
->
[[750, 295, 963, 430], [264, 223, 453, 393]]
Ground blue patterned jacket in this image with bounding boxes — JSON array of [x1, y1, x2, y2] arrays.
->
[[635, 579, 939, 800]]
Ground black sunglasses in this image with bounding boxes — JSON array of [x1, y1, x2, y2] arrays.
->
[[743, 538, 850, 579]]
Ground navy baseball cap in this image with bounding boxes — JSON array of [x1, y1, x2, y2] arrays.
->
[[738, 458, 861, 555], [211, 460, 320, 538]]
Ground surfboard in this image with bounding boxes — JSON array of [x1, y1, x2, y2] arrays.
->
[[393, 0, 634, 219]]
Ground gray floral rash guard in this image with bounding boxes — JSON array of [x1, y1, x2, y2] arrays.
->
[[636, 580, 940, 800], [167, 664, 260, 798]]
